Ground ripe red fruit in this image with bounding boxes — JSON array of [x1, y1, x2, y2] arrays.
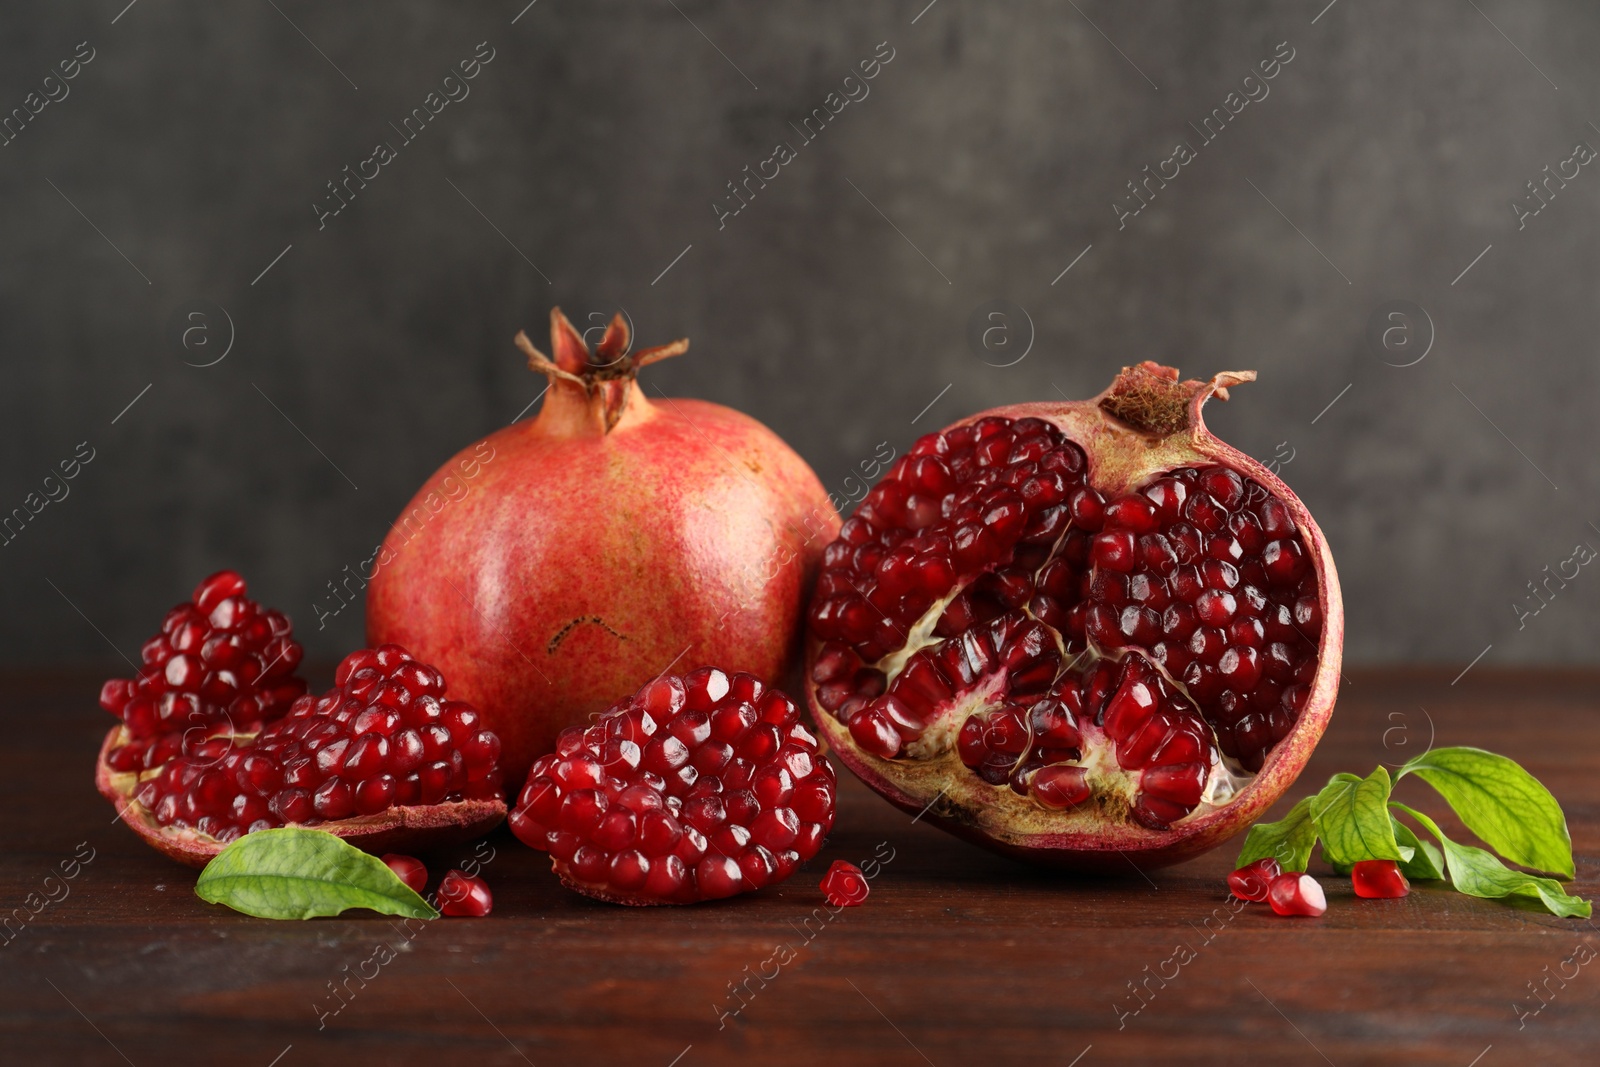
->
[[383, 853, 428, 894], [97, 622, 507, 867], [1227, 857, 1282, 902], [804, 364, 1343, 870], [367, 310, 840, 782], [1267, 872, 1328, 917], [437, 870, 493, 916], [820, 860, 870, 907], [509, 667, 836, 905], [1351, 859, 1410, 899]]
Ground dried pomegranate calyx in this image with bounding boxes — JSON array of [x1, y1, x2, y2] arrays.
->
[[1098, 362, 1255, 436]]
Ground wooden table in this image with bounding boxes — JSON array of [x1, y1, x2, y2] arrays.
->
[[3, 667, 1596, 1066]]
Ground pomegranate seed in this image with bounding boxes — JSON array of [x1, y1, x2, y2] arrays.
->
[[382, 853, 428, 893], [820, 860, 870, 906], [1227, 857, 1281, 901], [1267, 872, 1327, 917], [1351, 859, 1410, 899], [437, 869, 493, 916]]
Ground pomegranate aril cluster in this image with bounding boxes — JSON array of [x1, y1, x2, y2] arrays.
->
[[133, 644, 503, 843], [809, 417, 1091, 664], [1087, 465, 1319, 771], [510, 668, 835, 905], [956, 655, 1213, 829], [101, 570, 306, 773]]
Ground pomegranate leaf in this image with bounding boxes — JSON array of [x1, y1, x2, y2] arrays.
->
[[1395, 746, 1575, 880], [1309, 768, 1407, 868], [1390, 816, 1446, 881], [195, 828, 439, 920], [1392, 803, 1591, 919], [1235, 796, 1317, 872]]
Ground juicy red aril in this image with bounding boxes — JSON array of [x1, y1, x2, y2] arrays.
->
[[820, 860, 870, 907], [437, 869, 493, 916], [1227, 857, 1282, 902], [1351, 859, 1410, 899], [1267, 872, 1327, 917], [511, 668, 835, 905], [132, 644, 503, 839], [383, 853, 428, 893]]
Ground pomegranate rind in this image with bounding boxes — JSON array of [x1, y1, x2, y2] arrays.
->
[[804, 364, 1342, 871], [95, 726, 506, 869]]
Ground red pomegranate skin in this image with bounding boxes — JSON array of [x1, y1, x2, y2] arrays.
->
[[368, 310, 840, 781]]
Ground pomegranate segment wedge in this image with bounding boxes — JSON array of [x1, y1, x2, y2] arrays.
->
[[510, 668, 836, 906], [98, 596, 507, 868], [804, 364, 1342, 870]]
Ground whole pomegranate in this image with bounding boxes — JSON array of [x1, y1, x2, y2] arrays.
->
[[804, 363, 1342, 870], [367, 310, 839, 781]]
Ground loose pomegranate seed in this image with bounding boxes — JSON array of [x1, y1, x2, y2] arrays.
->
[[1267, 872, 1327, 917], [437, 869, 493, 916], [510, 668, 836, 905], [820, 860, 870, 907], [1351, 859, 1410, 899], [1227, 857, 1282, 902], [383, 853, 428, 893]]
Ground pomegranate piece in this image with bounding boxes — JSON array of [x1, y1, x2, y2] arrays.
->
[[804, 363, 1343, 870], [1267, 872, 1327, 917], [1351, 859, 1410, 899], [383, 853, 428, 894], [820, 860, 870, 907], [437, 870, 493, 916], [1227, 857, 1282, 902], [97, 626, 507, 868], [367, 309, 840, 783], [510, 668, 837, 905], [100, 570, 307, 774]]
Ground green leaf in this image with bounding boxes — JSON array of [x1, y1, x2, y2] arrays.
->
[[195, 828, 439, 920], [1393, 803, 1590, 919], [1310, 768, 1406, 867], [1236, 796, 1318, 872], [1396, 746, 1575, 879], [1390, 814, 1445, 881]]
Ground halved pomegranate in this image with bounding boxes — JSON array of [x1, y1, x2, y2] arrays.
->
[[96, 574, 506, 868], [804, 364, 1342, 869]]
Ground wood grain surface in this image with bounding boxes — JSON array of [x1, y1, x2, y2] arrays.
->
[[3, 667, 1596, 1066]]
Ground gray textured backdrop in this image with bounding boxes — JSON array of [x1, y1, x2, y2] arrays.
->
[[2, 0, 1596, 669]]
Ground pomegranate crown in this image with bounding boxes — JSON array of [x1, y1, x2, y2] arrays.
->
[[1098, 361, 1256, 436], [514, 308, 688, 432]]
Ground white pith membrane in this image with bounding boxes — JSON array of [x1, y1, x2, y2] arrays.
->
[[806, 405, 1325, 843]]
